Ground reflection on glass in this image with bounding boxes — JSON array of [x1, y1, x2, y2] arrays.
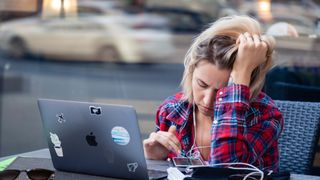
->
[[0, 12, 175, 63], [0, 0, 319, 162], [257, 0, 271, 22], [42, 0, 78, 19], [51, 0, 62, 11]]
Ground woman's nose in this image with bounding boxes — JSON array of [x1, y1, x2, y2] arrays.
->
[[203, 90, 215, 107]]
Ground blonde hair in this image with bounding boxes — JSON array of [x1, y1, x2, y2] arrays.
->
[[181, 15, 275, 103]]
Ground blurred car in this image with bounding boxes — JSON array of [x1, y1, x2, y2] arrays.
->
[[143, 7, 212, 34], [140, 7, 213, 60], [0, 14, 174, 63]]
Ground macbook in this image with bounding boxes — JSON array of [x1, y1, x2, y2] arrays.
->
[[38, 99, 168, 180]]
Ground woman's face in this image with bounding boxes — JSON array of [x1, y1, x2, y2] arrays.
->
[[192, 60, 231, 117]]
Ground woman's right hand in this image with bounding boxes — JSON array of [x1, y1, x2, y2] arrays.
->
[[143, 125, 181, 160]]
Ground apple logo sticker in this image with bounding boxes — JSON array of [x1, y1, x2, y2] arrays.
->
[[86, 132, 98, 146], [111, 126, 130, 145]]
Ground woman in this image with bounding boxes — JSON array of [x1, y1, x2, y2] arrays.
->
[[143, 15, 283, 172]]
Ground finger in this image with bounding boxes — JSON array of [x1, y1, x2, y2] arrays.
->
[[168, 125, 176, 134], [260, 35, 268, 44], [157, 131, 181, 148], [238, 33, 246, 44], [144, 132, 159, 146], [150, 131, 174, 150], [166, 126, 181, 149], [236, 33, 243, 44], [148, 132, 173, 152], [244, 32, 253, 43], [260, 35, 270, 53], [149, 132, 164, 146], [156, 132, 181, 153], [143, 138, 153, 147], [157, 131, 181, 152], [150, 130, 181, 150], [252, 34, 261, 45]]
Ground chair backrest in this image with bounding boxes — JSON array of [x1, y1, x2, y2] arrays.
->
[[273, 82, 320, 102], [275, 100, 320, 174]]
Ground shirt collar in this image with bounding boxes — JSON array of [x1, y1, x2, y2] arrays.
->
[[166, 100, 193, 126]]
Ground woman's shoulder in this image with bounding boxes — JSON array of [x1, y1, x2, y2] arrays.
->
[[157, 92, 192, 123], [158, 92, 188, 110]]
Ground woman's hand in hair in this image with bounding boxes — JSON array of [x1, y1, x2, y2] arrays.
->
[[231, 32, 269, 86], [143, 125, 181, 160]]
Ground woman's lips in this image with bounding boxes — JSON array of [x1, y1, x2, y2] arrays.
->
[[198, 104, 214, 114], [199, 104, 213, 111]]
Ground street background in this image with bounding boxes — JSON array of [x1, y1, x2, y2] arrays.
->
[[0, 1, 319, 172]]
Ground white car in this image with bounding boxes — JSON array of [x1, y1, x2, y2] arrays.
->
[[0, 14, 175, 63]]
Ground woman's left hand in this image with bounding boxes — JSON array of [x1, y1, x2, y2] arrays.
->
[[231, 32, 269, 86]]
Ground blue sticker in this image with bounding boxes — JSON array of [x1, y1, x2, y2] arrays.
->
[[111, 126, 130, 145]]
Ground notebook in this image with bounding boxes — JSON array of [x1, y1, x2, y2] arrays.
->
[[38, 99, 168, 180]]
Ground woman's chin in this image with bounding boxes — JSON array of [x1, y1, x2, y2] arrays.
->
[[199, 108, 214, 117]]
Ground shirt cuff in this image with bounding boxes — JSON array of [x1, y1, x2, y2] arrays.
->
[[215, 84, 250, 105]]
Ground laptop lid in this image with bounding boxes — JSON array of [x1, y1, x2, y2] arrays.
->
[[38, 99, 149, 180]]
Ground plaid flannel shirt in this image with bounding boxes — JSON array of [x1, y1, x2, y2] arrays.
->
[[155, 84, 283, 172]]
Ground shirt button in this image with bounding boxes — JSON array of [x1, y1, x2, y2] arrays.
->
[[213, 120, 218, 124], [219, 91, 223, 95], [218, 98, 222, 102]]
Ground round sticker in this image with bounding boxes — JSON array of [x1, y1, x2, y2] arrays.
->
[[111, 126, 130, 145]]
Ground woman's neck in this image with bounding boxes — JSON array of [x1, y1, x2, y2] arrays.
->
[[195, 107, 212, 161], [195, 108, 213, 126]]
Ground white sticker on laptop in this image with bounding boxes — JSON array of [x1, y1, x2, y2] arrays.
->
[[111, 126, 130, 145], [50, 132, 64, 157], [56, 113, 66, 123], [127, 162, 138, 172]]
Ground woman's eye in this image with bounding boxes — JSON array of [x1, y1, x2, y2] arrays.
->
[[197, 80, 207, 88]]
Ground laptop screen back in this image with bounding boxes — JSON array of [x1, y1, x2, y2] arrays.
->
[[38, 99, 149, 179]]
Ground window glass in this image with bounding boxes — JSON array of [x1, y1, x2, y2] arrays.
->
[[0, 1, 319, 168]]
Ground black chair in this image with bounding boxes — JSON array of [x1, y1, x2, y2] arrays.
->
[[275, 100, 320, 174], [264, 67, 320, 102], [273, 82, 320, 102]]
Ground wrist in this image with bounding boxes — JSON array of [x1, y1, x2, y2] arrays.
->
[[231, 71, 251, 86]]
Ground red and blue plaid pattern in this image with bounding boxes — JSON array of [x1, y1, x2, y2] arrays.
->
[[155, 84, 283, 172]]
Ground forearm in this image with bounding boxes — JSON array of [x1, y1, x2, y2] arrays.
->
[[210, 117, 282, 167], [210, 84, 250, 163], [209, 85, 283, 169]]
